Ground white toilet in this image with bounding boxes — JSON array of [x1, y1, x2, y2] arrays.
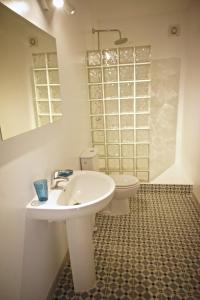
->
[[80, 148, 140, 215]]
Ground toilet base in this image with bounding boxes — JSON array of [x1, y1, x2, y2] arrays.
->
[[101, 197, 130, 216]]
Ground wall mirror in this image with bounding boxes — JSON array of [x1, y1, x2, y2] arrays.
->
[[0, 3, 62, 141]]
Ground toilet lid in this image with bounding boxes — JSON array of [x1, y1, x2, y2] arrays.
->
[[111, 175, 139, 188]]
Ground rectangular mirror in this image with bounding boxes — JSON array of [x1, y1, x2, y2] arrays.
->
[[0, 3, 62, 140]]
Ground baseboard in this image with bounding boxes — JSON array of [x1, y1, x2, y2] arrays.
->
[[47, 251, 70, 300]]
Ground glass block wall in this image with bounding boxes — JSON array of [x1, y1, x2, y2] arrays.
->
[[87, 46, 151, 182], [32, 52, 62, 127]]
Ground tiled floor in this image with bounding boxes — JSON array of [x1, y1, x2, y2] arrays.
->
[[52, 185, 200, 299]]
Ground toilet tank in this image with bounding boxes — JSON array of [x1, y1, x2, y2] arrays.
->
[[80, 148, 99, 171]]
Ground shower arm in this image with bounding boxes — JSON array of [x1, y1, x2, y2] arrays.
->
[[92, 28, 122, 50]]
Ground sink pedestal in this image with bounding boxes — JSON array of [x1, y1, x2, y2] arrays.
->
[[66, 215, 96, 292], [26, 171, 115, 291]]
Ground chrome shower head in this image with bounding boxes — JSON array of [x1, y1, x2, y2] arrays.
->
[[114, 37, 128, 45], [114, 30, 128, 45], [92, 28, 128, 49]]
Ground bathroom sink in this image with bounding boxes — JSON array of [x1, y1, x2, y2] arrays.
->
[[26, 170, 115, 292], [26, 170, 115, 221]]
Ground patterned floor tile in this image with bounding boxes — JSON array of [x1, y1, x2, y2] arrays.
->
[[76, 279, 107, 300], [52, 185, 200, 299]]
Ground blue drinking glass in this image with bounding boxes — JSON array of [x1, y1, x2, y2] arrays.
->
[[33, 179, 48, 201]]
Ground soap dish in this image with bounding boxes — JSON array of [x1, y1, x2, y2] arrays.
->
[[58, 169, 73, 177]]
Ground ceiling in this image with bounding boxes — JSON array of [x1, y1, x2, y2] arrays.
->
[[87, 0, 192, 20]]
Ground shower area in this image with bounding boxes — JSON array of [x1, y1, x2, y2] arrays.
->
[[86, 28, 180, 182]]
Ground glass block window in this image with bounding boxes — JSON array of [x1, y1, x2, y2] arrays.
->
[[87, 46, 151, 182], [32, 52, 62, 127]]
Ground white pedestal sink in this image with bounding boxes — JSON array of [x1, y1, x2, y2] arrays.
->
[[66, 215, 96, 291], [26, 171, 115, 292]]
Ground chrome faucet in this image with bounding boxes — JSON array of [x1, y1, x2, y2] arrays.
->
[[51, 169, 73, 189]]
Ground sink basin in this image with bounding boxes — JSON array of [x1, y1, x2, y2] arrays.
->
[[26, 170, 115, 220], [26, 170, 115, 292]]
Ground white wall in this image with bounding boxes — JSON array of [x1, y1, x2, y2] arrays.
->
[[0, 1, 90, 299], [182, 0, 200, 200]]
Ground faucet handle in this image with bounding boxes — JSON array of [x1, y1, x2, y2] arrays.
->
[[51, 169, 73, 189], [52, 169, 73, 180]]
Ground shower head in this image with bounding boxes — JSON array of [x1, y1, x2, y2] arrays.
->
[[114, 37, 128, 45], [114, 30, 128, 45], [92, 28, 128, 49]]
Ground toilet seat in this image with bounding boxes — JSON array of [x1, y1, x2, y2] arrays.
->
[[110, 175, 139, 189]]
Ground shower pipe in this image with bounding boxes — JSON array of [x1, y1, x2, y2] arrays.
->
[[92, 28, 128, 50]]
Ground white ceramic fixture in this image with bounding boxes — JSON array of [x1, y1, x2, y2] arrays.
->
[[105, 174, 140, 215], [80, 148, 140, 215], [26, 171, 115, 292]]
